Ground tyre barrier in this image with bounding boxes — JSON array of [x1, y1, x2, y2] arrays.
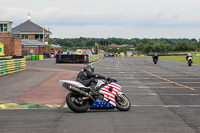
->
[[56, 54, 103, 63], [0, 103, 61, 109], [0, 57, 26, 76], [0, 56, 12, 60]]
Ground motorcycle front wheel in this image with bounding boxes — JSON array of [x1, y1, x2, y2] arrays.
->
[[66, 92, 89, 113], [115, 94, 131, 111]]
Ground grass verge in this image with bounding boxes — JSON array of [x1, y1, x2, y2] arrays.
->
[[133, 56, 200, 65]]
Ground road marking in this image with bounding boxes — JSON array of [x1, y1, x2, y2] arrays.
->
[[111, 77, 200, 80], [121, 86, 200, 89], [131, 105, 200, 108], [141, 70, 196, 91], [27, 67, 79, 72], [91, 57, 103, 64], [126, 93, 158, 95], [126, 93, 200, 96]]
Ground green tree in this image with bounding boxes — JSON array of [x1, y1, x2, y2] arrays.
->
[[135, 43, 145, 52], [152, 43, 162, 52], [143, 44, 152, 54]]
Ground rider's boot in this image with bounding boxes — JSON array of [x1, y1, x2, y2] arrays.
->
[[90, 89, 100, 96]]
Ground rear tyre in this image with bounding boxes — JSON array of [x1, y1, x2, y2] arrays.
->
[[115, 94, 131, 111], [66, 92, 89, 113], [153, 59, 157, 64], [188, 60, 192, 66]]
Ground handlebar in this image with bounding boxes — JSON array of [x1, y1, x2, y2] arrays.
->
[[107, 78, 117, 83]]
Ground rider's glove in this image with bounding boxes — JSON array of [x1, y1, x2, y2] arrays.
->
[[106, 77, 111, 81]]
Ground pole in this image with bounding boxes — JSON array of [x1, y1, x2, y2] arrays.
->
[[43, 27, 45, 43]]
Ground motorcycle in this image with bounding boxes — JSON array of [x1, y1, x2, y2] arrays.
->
[[153, 56, 158, 64], [187, 57, 193, 66], [59, 78, 131, 113]]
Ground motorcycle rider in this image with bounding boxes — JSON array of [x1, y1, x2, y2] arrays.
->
[[76, 64, 109, 95], [152, 52, 158, 62], [186, 53, 193, 62]]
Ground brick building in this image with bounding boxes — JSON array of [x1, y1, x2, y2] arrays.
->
[[50, 44, 62, 54], [1, 15, 60, 56], [0, 21, 22, 56], [22, 40, 49, 55], [11, 15, 54, 56], [12, 17, 51, 43]]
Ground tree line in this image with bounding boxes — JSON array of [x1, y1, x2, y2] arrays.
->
[[49, 37, 200, 54]]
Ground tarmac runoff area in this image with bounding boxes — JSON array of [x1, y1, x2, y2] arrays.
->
[[0, 59, 82, 109]]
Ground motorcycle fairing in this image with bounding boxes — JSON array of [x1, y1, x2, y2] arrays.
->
[[90, 99, 115, 109], [188, 57, 193, 61], [99, 83, 121, 106]]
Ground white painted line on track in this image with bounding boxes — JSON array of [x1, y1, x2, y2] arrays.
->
[[121, 86, 200, 89], [166, 94, 200, 96], [131, 105, 200, 108], [121, 86, 175, 88], [96, 72, 144, 73], [112, 77, 200, 80], [90, 57, 103, 65], [126, 93, 200, 96], [126, 93, 158, 95], [133, 82, 200, 84]]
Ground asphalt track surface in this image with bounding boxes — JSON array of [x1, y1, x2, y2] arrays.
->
[[1, 57, 200, 133]]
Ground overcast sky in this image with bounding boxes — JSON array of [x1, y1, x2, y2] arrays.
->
[[1, 0, 200, 39]]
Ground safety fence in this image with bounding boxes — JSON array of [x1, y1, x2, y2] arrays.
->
[[192, 54, 200, 56], [0, 57, 26, 76]]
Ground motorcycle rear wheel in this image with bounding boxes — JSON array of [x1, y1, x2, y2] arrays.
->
[[188, 61, 192, 66], [66, 92, 89, 113], [115, 94, 131, 111], [154, 59, 157, 64]]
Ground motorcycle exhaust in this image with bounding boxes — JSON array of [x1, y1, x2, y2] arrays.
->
[[63, 83, 94, 101]]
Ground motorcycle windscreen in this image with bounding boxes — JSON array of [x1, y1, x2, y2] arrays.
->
[[99, 83, 121, 106]]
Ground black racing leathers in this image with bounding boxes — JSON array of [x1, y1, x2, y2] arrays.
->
[[186, 55, 193, 61], [76, 70, 106, 87]]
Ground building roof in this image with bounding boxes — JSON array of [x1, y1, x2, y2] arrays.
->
[[51, 44, 61, 48], [22, 39, 49, 46], [0, 21, 13, 24], [12, 20, 51, 33]]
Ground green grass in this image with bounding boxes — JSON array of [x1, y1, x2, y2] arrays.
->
[[159, 56, 200, 65], [133, 56, 200, 65]]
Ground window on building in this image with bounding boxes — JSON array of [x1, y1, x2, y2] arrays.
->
[[0, 24, 3, 32], [13, 34, 21, 38], [22, 35, 29, 39], [3, 24, 7, 32], [0, 24, 8, 32], [40, 34, 43, 40], [35, 34, 43, 40], [35, 34, 39, 40]]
